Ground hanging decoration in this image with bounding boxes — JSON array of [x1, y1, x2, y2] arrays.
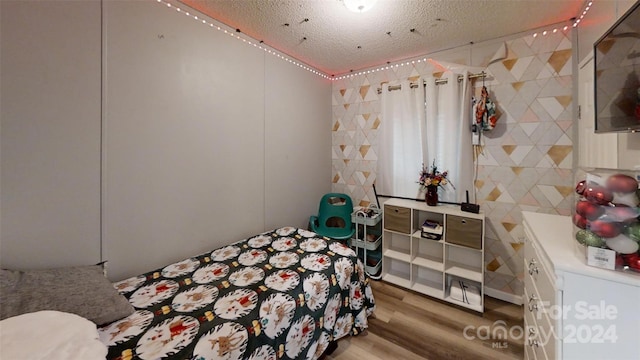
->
[[473, 85, 498, 131], [472, 71, 498, 132]]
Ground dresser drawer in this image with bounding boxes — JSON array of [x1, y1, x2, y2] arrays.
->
[[526, 310, 557, 360], [525, 238, 556, 304], [525, 286, 557, 360], [384, 205, 411, 233], [525, 338, 537, 360], [525, 304, 548, 360], [524, 279, 546, 330], [524, 268, 554, 312], [524, 291, 544, 360], [445, 215, 482, 249], [524, 267, 557, 360]]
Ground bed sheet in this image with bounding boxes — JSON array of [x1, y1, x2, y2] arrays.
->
[[99, 227, 375, 360]]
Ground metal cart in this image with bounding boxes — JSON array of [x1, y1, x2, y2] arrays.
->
[[350, 205, 382, 279]]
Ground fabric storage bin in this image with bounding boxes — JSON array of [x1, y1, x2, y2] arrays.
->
[[445, 215, 482, 249], [384, 205, 411, 233]]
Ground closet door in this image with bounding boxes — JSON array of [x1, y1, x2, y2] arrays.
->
[[0, 0, 102, 269]]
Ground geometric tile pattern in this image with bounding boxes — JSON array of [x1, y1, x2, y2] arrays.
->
[[332, 29, 574, 298]]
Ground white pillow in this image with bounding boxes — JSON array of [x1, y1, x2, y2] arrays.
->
[[0, 310, 107, 360]]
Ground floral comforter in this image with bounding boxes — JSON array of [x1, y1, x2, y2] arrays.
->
[[99, 227, 376, 360]]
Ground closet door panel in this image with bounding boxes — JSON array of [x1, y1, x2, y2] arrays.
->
[[0, 0, 102, 269]]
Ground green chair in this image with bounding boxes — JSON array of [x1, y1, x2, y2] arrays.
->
[[309, 193, 355, 241]]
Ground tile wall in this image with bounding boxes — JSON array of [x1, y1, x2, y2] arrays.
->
[[331, 29, 574, 298]]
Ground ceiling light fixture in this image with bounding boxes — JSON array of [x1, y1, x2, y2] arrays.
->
[[344, 0, 377, 13]]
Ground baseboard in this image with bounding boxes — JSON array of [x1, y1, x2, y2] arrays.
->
[[485, 287, 523, 305]]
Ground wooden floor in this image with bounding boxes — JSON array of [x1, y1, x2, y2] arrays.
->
[[325, 280, 524, 360]]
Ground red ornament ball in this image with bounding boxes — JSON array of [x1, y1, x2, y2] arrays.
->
[[573, 213, 587, 229], [576, 200, 605, 221], [627, 255, 640, 270], [589, 220, 622, 238], [606, 174, 639, 193], [583, 185, 613, 205], [575, 180, 587, 195]]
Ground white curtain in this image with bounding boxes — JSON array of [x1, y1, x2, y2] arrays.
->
[[378, 80, 426, 199], [424, 71, 474, 203]]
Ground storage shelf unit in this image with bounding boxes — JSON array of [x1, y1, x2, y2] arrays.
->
[[382, 198, 485, 312]]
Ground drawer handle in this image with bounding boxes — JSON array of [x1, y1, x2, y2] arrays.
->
[[528, 303, 539, 312], [528, 266, 538, 275], [528, 339, 540, 347], [461, 219, 467, 224], [528, 294, 537, 303], [529, 327, 536, 335], [528, 259, 537, 268]]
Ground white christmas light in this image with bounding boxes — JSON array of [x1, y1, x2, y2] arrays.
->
[[156, 0, 593, 81]]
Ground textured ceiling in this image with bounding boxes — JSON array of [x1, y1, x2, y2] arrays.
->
[[180, 0, 585, 76]]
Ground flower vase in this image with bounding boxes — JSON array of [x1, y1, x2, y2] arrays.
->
[[425, 185, 438, 206]]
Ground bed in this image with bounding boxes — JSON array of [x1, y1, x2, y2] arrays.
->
[[96, 226, 376, 360]]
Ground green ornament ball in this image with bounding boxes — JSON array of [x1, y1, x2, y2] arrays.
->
[[625, 222, 640, 242], [575, 229, 606, 247]]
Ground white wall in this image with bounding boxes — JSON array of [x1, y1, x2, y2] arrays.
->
[[264, 55, 333, 230], [1, 0, 331, 280]]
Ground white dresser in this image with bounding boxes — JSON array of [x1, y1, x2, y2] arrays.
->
[[523, 212, 640, 360]]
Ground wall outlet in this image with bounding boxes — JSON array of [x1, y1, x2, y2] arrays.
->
[[472, 128, 480, 145]]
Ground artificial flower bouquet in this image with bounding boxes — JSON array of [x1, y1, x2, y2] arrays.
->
[[418, 160, 451, 189]]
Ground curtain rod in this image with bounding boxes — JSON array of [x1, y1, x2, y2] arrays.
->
[[376, 71, 486, 94]]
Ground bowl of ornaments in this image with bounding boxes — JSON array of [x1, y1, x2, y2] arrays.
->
[[573, 168, 640, 273]]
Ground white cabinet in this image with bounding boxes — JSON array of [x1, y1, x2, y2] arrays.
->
[[381, 198, 485, 312], [523, 212, 640, 360]]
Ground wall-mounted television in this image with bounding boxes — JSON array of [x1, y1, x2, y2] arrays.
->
[[594, 0, 640, 133]]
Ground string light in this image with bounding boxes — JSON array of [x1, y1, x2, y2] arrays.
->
[[155, 0, 330, 79], [344, 1, 595, 79], [156, 0, 594, 81], [338, 18, 576, 80], [573, 1, 593, 27]]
